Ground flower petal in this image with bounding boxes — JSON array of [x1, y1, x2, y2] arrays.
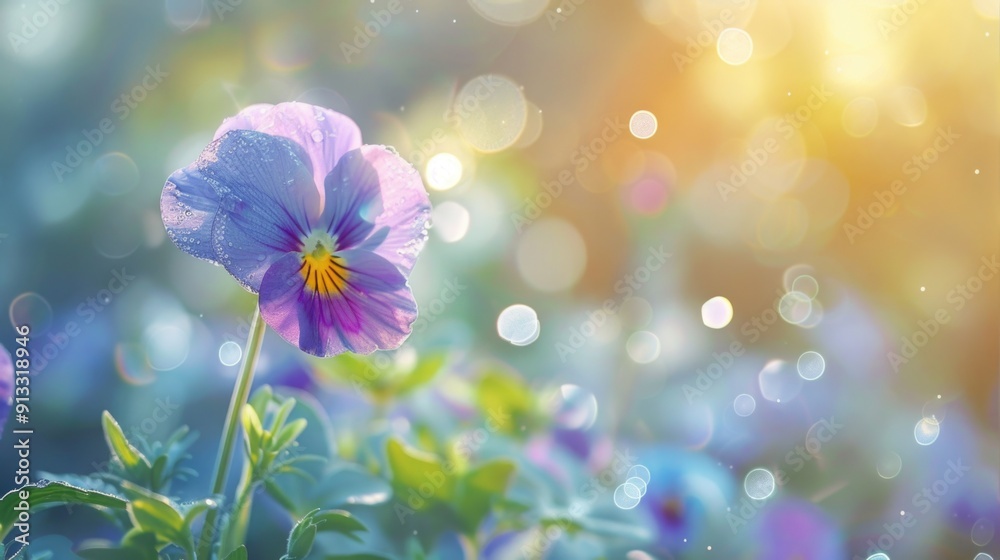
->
[[161, 165, 222, 262], [198, 130, 321, 291], [0, 345, 12, 436], [321, 146, 430, 274], [259, 250, 418, 357], [214, 102, 362, 204]]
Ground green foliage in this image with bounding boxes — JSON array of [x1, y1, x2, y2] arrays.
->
[[99, 411, 198, 493], [241, 388, 322, 484], [0, 481, 127, 540], [281, 508, 369, 560], [386, 438, 516, 536], [119, 481, 208, 557], [475, 365, 540, 436], [311, 351, 447, 403], [78, 530, 160, 560], [222, 546, 248, 560]]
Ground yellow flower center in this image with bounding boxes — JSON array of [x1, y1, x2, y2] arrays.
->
[[299, 235, 349, 296]]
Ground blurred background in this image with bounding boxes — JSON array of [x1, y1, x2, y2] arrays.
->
[[0, 0, 998, 558]]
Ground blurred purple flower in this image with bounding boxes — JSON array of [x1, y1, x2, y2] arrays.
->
[[639, 445, 738, 554], [0, 344, 12, 436], [161, 102, 431, 356]]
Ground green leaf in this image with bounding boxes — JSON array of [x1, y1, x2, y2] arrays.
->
[[453, 460, 516, 534], [222, 545, 249, 560], [272, 418, 307, 451], [286, 523, 317, 559], [312, 509, 367, 542], [242, 405, 264, 454], [271, 397, 297, 432], [0, 482, 127, 540], [120, 482, 191, 552], [101, 411, 149, 472], [386, 438, 453, 504], [475, 367, 534, 435], [180, 498, 218, 535], [285, 508, 369, 559], [257, 388, 340, 516]]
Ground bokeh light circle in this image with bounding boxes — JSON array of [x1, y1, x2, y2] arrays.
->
[[734, 393, 756, 417], [425, 153, 463, 191], [627, 464, 650, 484], [165, 0, 206, 31], [701, 296, 734, 329], [614, 482, 641, 509], [625, 477, 647, 497], [455, 75, 528, 153], [778, 291, 813, 325], [796, 351, 826, 380], [497, 304, 540, 346], [467, 0, 550, 26], [143, 323, 191, 372], [913, 417, 941, 446], [629, 110, 658, 139], [886, 86, 927, 127], [791, 275, 820, 300], [218, 341, 242, 367], [876, 451, 902, 479], [971, 517, 996, 547], [9, 293, 54, 333], [842, 97, 879, 138], [744, 468, 775, 500], [626, 331, 661, 364], [92, 152, 140, 196], [717, 28, 754, 65], [866, 554, 890, 560], [758, 359, 803, 403], [432, 201, 471, 243]]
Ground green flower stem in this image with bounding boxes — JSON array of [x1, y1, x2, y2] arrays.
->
[[197, 306, 267, 559], [220, 464, 256, 556]]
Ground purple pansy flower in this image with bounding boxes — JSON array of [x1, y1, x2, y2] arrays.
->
[[161, 102, 431, 357], [0, 344, 12, 436]]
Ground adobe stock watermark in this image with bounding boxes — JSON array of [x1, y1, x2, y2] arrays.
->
[[555, 246, 672, 362], [727, 417, 844, 532], [408, 74, 507, 168], [851, 459, 970, 559], [510, 116, 627, 233], [673, 0, 751, 72], [340, 0, 405, 63], [887, 254, 998, 372], [393, 406, 510, 524], [843, 126, 959, 244], [51, 65, 168, 182], [6, 0, 70, 53], [717, 85, 834, 202], [520, 447, 639, 558], [682, 340, 746, 403], [545, 0, 589, 30], [34, 267, 137, 373], [878, 0, 930, 39]]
